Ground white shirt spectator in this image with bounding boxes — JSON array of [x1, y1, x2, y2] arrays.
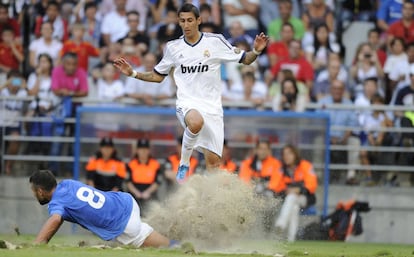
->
[[363, 112, 387, 140], [384, 53, 408, 74], [353, 66, 379, 98], [354, 94, 371, 127], [223, 0, 260, 31], [97, 79, 125, 101], [0, 87, 28, 127], [99, 0, 148, 32], [222, 79, 267, 101], [225, 61, 259, 86], [304, 43, 341, 68], [93, 79, 125, 131], [42, 15, 66, 41], [29, 38, 62, 66], [315, 66, 348, 83], [101, 11, 129, 43], [388, 60, 411, 105], [27, 73, 60, 110]]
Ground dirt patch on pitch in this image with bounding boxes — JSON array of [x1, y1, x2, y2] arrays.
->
[[145, 172, 281, 251]]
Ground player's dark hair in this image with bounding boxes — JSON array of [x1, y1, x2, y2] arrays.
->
[[178, 3, 200, 19], [29, 170, 57, 191]]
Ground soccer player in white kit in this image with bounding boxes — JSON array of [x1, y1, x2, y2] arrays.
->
[[114, 3, 269, 183]]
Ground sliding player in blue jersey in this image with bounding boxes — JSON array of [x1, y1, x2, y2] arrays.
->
[[29, 170, 174, 248]]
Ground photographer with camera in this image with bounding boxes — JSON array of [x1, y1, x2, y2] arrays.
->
[[272, 78, 307, 112], [350, 42, 384, 100], [0, 70, 28, 175]]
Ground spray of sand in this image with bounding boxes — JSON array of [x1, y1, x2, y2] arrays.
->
[[145, 172, 283, 252]]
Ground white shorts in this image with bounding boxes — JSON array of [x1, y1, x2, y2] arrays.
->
[[176, 105, 224, 157], [115, 196, 154, 247]]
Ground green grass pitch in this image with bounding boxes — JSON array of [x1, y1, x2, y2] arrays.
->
[[0, 235, 412, 257]]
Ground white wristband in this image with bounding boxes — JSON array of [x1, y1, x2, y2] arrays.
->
[[130, 70, 138, 78], [252, 48, 262, 55]]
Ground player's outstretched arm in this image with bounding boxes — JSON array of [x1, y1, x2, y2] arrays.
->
[[113, 57, 165, 83], [241, 32, 270, 65], [34, 214, 63, 244]]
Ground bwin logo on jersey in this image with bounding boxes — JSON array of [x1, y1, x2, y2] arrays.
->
[[181, 63, 209, 73]]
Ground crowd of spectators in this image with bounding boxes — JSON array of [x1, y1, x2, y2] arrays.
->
[[0, 0, 412, 186]]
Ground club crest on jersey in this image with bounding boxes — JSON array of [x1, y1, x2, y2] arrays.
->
[[203, 50, 210, 58], [234, 48, 241, 54]]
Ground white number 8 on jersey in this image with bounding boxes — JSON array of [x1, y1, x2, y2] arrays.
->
[[76, 187, 106, 209]]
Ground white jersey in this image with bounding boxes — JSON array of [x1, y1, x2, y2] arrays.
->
[[154, 32, 245, 115]]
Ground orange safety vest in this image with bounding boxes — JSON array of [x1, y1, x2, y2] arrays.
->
[[268, 159, 318, 194], [128, 158, 160, 185], [220, 160, 238, 173], [85, 158, 127, 178], [239, 156, 282, 184], [168, 154, 198, 178]]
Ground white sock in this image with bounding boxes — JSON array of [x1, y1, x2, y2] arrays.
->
[[180, 127, 199, 166]]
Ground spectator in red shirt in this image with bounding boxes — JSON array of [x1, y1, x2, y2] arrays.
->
[[0, 26, 23, 73], [0, 4, 20, 41], [387, 0, 414, 47], [267, 22, 294, 69], [271, 39, 314, 90], [60, 23, 100, 72]]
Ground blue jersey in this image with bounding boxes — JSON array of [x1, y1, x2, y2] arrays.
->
[[48, 180, 133, 240]]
